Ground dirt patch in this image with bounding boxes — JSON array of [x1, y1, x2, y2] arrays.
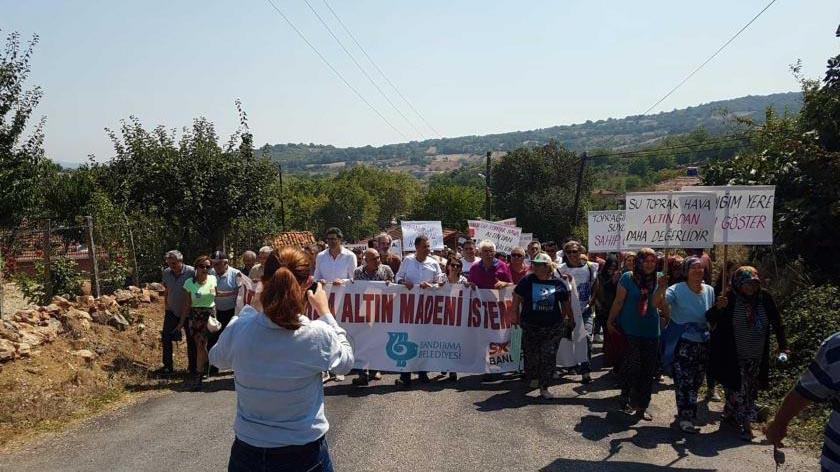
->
[[0, 299, 187, 450]]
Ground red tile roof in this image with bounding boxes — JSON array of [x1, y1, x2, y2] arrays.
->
[[269, 231, 316, 249]]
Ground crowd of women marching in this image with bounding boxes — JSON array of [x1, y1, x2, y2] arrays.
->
[[156, 226, 840, 471]]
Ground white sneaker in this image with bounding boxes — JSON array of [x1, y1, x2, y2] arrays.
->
[[540, 388, 558, 399], [594, 334, 604, 343], [334, 374, 345, 381]]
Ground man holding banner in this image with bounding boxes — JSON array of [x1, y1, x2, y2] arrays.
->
[[394, 235, 445, 387]]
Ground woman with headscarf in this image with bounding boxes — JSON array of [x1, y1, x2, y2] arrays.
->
[[660, 256, 715, 433], [592, 254, 619, 344], [706, 266, 789, 441], [607, 248, 668, 420], [620, 251, 636, 274]]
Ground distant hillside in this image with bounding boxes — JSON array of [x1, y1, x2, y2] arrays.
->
[[262, 91, 802, 174]]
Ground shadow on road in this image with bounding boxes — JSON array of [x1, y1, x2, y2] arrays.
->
[[540, 457, 715, 471], [576, 411, 750, 462], [125, 373, 235, 393]]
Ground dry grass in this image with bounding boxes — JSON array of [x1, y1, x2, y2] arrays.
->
[[0, 299, 183, 450]]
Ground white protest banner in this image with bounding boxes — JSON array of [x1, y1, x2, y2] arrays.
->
[[303, 281, 518, 373], [622, 191, 716, 249], [682, 185, 775, 245], [468, 220, 523, 254], [587, 210, 625, 252], [390, 239, 403, 255], [401, 221, 445, 251], [495, 218, 517, 226], [519, 233, 533, 248]]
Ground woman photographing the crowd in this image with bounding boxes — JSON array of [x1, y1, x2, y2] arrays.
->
[[660, 256, 715, 433], [607, 248, 667, 420], [209, 247, 353, 471]]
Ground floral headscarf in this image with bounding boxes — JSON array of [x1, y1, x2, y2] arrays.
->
[[633, 249, 658, 316], [731, 265, 760, 292], [732, 265, 761, 326]]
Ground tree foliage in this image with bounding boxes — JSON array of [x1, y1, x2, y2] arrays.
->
[[705, 48, 840, 285], [489, 141, 592, 241], [0, 31, 48, 228], [413, 184, 484, 232]]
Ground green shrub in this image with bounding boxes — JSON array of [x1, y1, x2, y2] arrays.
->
[[14, 256, 84, 305], [761, 284, 840, 445]]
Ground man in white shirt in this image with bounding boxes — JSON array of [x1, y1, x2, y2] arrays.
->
[[314, 227, 357, 286], [394, 235, 444, 387], [313, 227, 356, 382], [460, 239, 478, 273]]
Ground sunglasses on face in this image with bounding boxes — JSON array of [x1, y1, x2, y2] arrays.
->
[[198, 265, 211, 269], [532, 262, 548, 267], [566, 250, 579, 254], [511, 254, 524, 258]]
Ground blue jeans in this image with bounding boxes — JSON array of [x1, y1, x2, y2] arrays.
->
[[228, 436, 333, 472]]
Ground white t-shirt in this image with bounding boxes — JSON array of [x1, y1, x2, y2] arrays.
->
[[461, 256, 477, 274], [313, 247, 357, 282], [396, 254, 444, 285], [558, 262, 597, 312]]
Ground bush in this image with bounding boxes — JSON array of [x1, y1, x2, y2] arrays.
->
[[14, 256, 84, 305], [761, 284, 840, 445]]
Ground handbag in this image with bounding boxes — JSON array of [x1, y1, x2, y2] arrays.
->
[[207, 313, 222, 333]]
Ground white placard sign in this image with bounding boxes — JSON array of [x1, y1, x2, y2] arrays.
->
[[495, 218, 517, 226], [682, 185, 775, 245], [390, 239, 403, 255], [345, 243, 369, 253], [468, 220, 523, 254], [519, 233, 533, 248], [587, 210, 625, 252], [622, 192, 717, 249], [401, 221, 445, 251]]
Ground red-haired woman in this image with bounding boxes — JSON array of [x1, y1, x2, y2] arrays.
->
[[210, 247, 353, 471]]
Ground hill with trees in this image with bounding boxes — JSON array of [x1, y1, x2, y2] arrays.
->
[[262, 92, 802, 173]]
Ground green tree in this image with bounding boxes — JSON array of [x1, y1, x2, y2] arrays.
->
[[489, 141, 591, 241], [334, 166, 421, 227], [705, 54, 840, 284], [413, 184, 484, 232], [0, 31, 48, 228], [314, 179, 378, 241]]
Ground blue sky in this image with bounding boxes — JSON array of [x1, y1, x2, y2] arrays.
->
[[3, 0, 839, 163]]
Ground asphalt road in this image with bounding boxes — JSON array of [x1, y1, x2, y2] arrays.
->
[[0, 358, 819, 471]]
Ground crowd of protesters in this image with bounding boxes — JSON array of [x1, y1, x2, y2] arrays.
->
[[156, 225, 840, 472]]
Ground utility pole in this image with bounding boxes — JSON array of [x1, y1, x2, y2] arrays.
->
[[278, 162, 286, 231], [572, 152, 588, 228], [484, 151, 492, 219]]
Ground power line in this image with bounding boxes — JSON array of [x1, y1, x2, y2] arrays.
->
[[262, 0, 408, 140], [301, 0, 424, 140], [641, 0, 779, 115], [322, 0, 442, 138]]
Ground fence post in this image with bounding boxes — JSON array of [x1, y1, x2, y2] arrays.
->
[[85, 216, 101, 298], [0, 244, 4, 320], [123, 213, 139, 287], [43, 219, 53, 301]]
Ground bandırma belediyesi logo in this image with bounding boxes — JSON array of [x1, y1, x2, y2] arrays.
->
[[386, 332, 419, 367]]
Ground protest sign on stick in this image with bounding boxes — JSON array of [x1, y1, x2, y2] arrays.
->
[[587, 210, 625, 252], [682, 185, 775, 245], [622, 191, 716, 249], [401, 221, 445, 251], [518, 233, 533, 248], [468, 220, 523, 254]]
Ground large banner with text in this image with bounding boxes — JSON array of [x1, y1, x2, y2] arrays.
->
[[305, 281, 519, 374]]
